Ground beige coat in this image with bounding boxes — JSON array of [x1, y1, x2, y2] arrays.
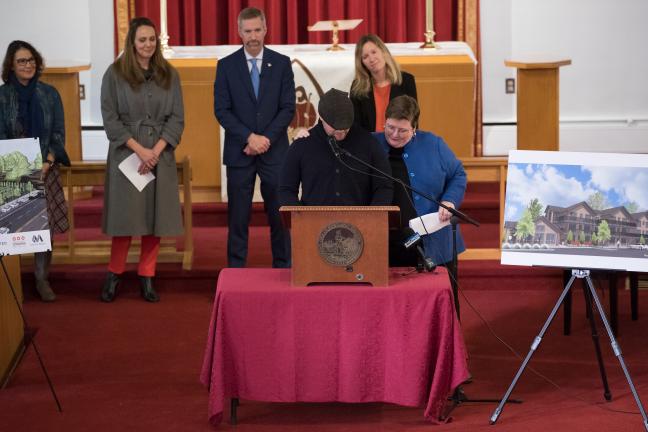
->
[[100, 65, 184, 236]]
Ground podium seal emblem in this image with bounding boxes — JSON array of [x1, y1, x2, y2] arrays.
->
[[317, 222, 364, 266]]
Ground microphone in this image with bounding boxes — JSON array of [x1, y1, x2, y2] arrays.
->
[[328, 136, 340, 158], [402, 227, 436, 272]]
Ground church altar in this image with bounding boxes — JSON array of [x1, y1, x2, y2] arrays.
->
[[167, 42, 476, 197]]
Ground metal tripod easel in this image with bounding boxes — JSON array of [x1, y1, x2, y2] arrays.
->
[[489, 269, 648, 430]]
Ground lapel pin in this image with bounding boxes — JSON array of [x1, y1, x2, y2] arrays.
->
[[267, 63, 272, 67]]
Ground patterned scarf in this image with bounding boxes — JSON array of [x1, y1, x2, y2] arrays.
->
[[9, 71, 44, 139]]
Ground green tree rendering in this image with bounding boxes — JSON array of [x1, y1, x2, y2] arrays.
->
[[591, 232, 599, 245], [0, 151, 40, 205], [587, 191, 609, 210], [0, 151, 32, 180], [32, 154, 43, 170], [640, 235, 646, 246], [597, 220, 612, 245], [579, 230, 586, 243], [515, 209, 535, 242], [566, 230, 574, 243], [624, 201, 639, 213], [528, 198, 544, 222]]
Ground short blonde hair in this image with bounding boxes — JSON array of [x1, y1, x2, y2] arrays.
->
[[350, 34, 402, 98]]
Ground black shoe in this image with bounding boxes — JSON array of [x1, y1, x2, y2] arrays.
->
[[139, 276, 159, 303], [101, 272, 120, 302]]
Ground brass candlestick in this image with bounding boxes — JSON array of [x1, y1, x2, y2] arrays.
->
[[420, 29, 437, 49]]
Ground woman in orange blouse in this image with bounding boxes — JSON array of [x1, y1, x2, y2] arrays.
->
[[349, 34, 417, 132]]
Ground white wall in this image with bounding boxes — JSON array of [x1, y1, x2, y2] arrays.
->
[[0, 0, 91, 63], [481, 0, 648, 155], [0, 0, 111, 159], [83, 0, 115, 127], [2, 1, 647, 157]]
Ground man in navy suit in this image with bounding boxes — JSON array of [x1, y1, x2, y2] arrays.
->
[[214, 7, 295, 268]]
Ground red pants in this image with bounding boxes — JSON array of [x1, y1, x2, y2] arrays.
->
[[108, 235, 161, 277]]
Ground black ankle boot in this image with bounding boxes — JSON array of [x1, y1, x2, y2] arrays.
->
[[139, 276, 159, 302], [101, 272, 120, 302]]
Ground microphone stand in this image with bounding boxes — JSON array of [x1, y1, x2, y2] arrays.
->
[[332, 140, 521, 418]]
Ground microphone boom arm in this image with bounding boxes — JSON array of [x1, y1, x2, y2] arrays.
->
[[334, 143, 479, 227]]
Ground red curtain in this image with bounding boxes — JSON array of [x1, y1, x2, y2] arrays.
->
[[134, 0, 458, 45]]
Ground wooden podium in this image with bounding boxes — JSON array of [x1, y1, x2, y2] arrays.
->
[[280, 206, 399, 286], [505, 57, 571, 151]]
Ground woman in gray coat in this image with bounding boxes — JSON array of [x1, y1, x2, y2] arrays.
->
[[100, 17, 184, 303]]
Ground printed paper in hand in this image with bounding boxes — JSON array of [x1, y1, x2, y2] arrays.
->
[[409, 212, 450, 236], [118, 153, 155, 192]]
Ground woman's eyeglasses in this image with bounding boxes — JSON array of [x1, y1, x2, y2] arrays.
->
[[385, 123, 413, 136], [15, 57, 36, 67]]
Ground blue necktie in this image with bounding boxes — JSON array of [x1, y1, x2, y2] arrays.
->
[[249, 58, 260, 98]]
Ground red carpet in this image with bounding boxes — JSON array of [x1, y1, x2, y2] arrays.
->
[[2, 278, 647, 431], [3, 184, 647, 431]]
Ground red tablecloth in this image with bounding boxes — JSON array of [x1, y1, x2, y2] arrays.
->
[[200, 268, 469, 425]]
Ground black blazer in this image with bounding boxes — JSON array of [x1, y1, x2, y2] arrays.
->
[[350, 71, 417, 132]]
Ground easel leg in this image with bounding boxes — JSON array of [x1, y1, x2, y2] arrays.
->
[[584, 275, 648, 429], [490, 273, 578, 424], [581, 282, 611, 401]]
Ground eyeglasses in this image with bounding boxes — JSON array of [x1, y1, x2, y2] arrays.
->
[[385, 123, 413, 137], [15, 57, 36, 67]]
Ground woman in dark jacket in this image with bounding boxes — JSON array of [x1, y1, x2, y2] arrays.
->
[[350, 34, 417, 133], [0, 40, 71, 302]]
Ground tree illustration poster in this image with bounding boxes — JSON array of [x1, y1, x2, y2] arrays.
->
[[501, 150, 648, 272], [0, 138, 51, 255]]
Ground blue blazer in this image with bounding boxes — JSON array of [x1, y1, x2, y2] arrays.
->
[[214, 47, 295, 168], [375, 131, 467, 264]]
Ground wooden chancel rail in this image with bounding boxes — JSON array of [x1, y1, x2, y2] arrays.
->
[[49, 158, 193, 270], [460, 157, 508, 261], [37, 157, 504, 267]]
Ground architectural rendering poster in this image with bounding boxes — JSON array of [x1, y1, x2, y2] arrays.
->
[[501, 150, 648, 272], [0, 138, 51, 255]]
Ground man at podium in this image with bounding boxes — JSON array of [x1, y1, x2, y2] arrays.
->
[[278, 88, 392, 206]]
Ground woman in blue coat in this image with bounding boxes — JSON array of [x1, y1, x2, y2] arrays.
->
[[373, 95, 467, 272]]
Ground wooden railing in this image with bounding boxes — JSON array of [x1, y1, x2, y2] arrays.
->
[[50, 157, 193, 270], [460, 157, 508, 261], [32, 156, 504, 267]]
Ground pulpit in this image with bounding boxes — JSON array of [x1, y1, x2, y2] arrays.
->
[[505, 57, 571, 151], [280, 206, 399, 286], [41, 61, 91, 161]]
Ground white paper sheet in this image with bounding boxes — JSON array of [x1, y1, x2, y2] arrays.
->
[[409, 212, 450, 236], [118, 153, 155, 192]]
